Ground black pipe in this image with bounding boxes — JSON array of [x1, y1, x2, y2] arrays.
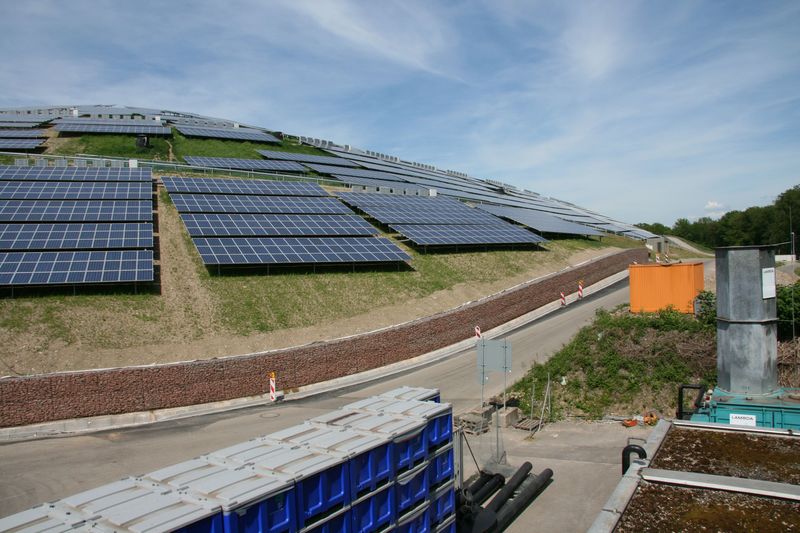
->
[[622, 444, 647, 475], [469, 473, 505, 505], [486, 462, 533, 513], [495, 468, 553, 531], [466, 471, 493, 496]]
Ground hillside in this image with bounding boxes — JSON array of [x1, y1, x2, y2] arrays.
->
[[0, 187, 636, 376]]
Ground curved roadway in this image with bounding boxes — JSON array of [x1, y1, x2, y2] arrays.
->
[[0, 280, 632, 529]]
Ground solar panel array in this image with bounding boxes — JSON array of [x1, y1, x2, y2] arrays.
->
[[183, 156, 307, 173], [0, 129, 46, 138], [161, 176, 325, 196], [0, 165, 156, 287], [55, 118, 165, 126], [0, 139, 45, 150], [476, 204, 603, 236], [54, 123, 172, 135], [0, 122, 43, 129], [338, 192, 547, 247], [163, 177, 409, 267], [175, 126, 280, 143], [257, 149, 360, 167], [0, 167, 153, 182]]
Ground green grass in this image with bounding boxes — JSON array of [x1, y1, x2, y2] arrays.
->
[[51, 134, 171, 160], [198, 239, 603, 335], [0, 155, 15, 164], [508, 307, 716, 420], [47, 130, 331, 163]]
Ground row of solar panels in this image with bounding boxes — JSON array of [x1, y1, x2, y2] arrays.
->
[[162, 177, 411, 266], [0, 166, 156, 287], [180, 154, 623, 238]]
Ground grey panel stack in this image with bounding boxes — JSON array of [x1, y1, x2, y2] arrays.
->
[[163, 176, 410, 268], [0, 164, 156, 287], [55, 117, 165, 126], [183, 156, 307, 173], [176, 125, 280, 143]]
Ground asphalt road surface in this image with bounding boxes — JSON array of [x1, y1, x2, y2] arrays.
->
[[0, 279, 632, 530]]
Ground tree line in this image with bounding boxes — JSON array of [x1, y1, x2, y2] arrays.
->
[[637, 185, 800, 253]]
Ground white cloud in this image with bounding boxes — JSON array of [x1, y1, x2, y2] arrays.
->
[[705, 201, 723, 210]]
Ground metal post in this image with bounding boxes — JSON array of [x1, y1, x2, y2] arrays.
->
[[454, 426, 464, 490], [503, 340, 508, 411], [529, 381, 536, 437]]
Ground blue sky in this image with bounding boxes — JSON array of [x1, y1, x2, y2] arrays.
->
[[1, 1, 798, 225]]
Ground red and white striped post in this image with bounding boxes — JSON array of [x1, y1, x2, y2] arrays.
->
[[475, 325, 482, 339], [269, 372, 276, 402], [560, 292, 566, 306], [578, 281, 584, 299]]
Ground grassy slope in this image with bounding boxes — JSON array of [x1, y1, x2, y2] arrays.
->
[[509, 308, 717, 420], [48, 130, 329, 162]]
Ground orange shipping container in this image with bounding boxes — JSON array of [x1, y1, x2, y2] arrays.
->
[[629, 262, 705, 313]]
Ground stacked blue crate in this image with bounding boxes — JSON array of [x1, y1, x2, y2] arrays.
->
[[394, 500, 431, 533], [58, 477, 223, 533], [0, 503, 96, 532], [340, 398, 453, 453], [308, 410, 429, 474], [263, 423, 395, 533], [204, 439, 349, 531], [379, 386, 441, 403], [144, 458, 295, 533], [428, 480, 455, 529]]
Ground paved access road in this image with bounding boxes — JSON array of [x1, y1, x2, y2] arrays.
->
[[0, 280, 638, 532]]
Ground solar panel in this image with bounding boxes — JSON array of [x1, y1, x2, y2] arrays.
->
[[0, 250, 154, 285], [257, 150, 360, 167], [0, 117, 46, 123], [0, 122, 42, 129], [0, 139, 44, 150], [0, 181, 152, 200], [0, 200, 153, 222], [0, 129, 46, 138], [330, 175, 428, 193], [180, 213, 377, 237], [182, 156, 307, 173], [0, 166, 152, 182], [193, 237, 410, 265], [390, 224, 548, 246], [161, 176, 325, 196], [304, 163, 412, 182], [54, 124, 172, 135], [176, 126, 280, 143], [360, 206, 503, 225], [55, 118, 164, 126], [476, 204, 604, 236], [170, 194, 352, 214], [338, 192, 463, 209], [0, 223, 153, 250]]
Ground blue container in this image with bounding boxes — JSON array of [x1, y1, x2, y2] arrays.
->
[[350, 484, 395, 533], [265, 423, 392, 500], [379, 386, 441, 403], [58, 477, 224, 533], [428, 444, 454, 489], [434, 514, 456, 533], [145, 458, 295, 533], [342, 397, 453, 452], [395, 502, 431, 533], [310, 410, 428, 473], [429, 481, 455, 527], [396, 461, 429, 517], [204, 439, 348, 530]]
